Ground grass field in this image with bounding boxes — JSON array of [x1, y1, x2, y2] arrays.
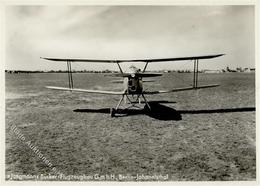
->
[[5, 72, 255, 181]]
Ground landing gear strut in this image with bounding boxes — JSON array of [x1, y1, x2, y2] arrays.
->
[[110, 108, 115, 117], [110, 93, 151, 117]]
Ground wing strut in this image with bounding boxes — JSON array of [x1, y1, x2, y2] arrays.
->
[[66, 61, 73, 89], [193, 59, 199, 88], [116, 62, 123, 74], [143, 61, 149, 72]]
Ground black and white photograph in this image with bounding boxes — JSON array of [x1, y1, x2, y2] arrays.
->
[[3, 2, 257, 182]]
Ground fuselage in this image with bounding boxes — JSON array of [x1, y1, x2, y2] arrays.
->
[[121, 66, 162, 95], [124, 76, 143, 95]]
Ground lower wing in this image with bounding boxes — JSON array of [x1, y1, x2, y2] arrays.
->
[[46, 86, 125, 95], [143, 84, 219, 94], [46, 84, 218, 95]]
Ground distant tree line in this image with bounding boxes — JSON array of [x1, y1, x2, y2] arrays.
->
[[5, 70, 119, 74], [5, 67, 255, 74]]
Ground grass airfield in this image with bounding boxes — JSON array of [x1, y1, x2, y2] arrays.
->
[[5, 72, 255, 181]]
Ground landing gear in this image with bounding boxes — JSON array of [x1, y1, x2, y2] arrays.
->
[[110, 108, 115, 117], [110, 93, 152, 117], [110, 95, 125, 117], [141, 94, 151, 112]]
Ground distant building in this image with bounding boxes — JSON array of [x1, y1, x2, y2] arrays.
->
[[236, 67, 242, 72], [203, 70, 221, 73], [250, 68, 255, 72], [226, 66, 237, 72], [243, 68, 250, 73], [242, 68, 255, 73]]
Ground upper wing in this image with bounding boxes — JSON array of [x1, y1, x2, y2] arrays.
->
[[143, 84, 219, 94], [46, 86, 125, 95], [41, 54, 224, 63]]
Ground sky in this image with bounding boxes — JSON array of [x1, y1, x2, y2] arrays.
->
[[5, 5, 255, 71]]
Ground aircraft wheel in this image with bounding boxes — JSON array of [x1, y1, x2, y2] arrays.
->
[[110, 108, 115, 117]]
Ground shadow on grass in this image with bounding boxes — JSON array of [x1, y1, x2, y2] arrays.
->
[[74, 102, 255, 121], [178, 107, 255, 114]]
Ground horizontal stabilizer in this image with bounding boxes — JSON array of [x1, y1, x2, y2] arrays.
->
[[111, 80, 124, 83], [46, 86, 125, 95], [143, 84, 219, 94], [111, 79, 156, 83], [111, 73, 162, 78]]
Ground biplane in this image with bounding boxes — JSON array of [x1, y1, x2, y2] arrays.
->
[[41, 54, 224, 117]]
